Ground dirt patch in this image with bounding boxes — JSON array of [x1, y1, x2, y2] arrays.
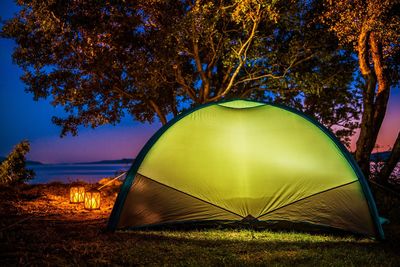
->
[[0, 181, 122, 265]]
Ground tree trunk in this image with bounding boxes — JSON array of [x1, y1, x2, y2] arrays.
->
[[379, 132, 400, 185], [149, 99, 167, 125], [355, 73, 376, 176], [355, 30, 391, 178]]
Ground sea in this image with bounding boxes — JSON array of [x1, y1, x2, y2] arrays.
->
[[27, 163, 131, 184], [26, 162, 400, 184]]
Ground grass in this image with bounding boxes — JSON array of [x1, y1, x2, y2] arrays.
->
[[112, 230, 396, 266], [0, 183, 399, 266]]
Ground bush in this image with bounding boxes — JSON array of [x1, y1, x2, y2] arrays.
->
[[0, 140, 35, 185]]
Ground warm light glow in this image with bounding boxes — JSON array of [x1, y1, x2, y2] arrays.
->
[[84, 189, 101, 210], [70, 186, 85, 203]]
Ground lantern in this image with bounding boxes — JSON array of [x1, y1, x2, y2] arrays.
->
[[70, 185, 85, 203], [84, 189, 101, 210]]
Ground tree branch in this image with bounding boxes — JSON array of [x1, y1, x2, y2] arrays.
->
[[209, 5, 262, 102], [192, 28, 209, 102], [358, 26, 372, 76], [173, 65, 198, 102], [148, 99, 167, 125], [370, 32, 389, 95], [234, 53, 316, 86]]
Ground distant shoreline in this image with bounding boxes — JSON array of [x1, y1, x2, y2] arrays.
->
[[23, 158, 135, 165], [1, 151, 395, 166], [26, 162, 131, 184], [73, 158, 134, 165]]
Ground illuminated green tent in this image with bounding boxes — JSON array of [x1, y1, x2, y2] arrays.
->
[[108, 99, 384, 239]]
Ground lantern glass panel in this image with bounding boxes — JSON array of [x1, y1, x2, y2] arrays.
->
[[70, 186, 85, 203], [84, 190, 101, 210]]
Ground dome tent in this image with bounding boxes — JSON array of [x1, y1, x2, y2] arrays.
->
[[108, 99, 384, 239]]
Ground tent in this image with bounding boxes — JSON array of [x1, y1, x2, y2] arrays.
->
[[108, 99, 384, 239]]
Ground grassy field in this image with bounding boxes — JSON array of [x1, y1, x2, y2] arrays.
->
[[1, 183, 399, 266], [111, 229, 400, 266]]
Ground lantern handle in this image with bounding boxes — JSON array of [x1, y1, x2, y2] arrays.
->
[[97, 172, 126, 191]]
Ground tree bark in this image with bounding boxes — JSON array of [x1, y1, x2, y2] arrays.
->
[[370, 33, 390, 146], [355, 30, 391, 178], [379, 132, 400, 185], [355, 28, 376, 176]]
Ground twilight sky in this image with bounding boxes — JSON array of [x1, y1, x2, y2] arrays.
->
[[0, 1, 399, 163]]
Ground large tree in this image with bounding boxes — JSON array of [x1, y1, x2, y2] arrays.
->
[[322, 0, 400, 181], [2, 0, 358, 143]]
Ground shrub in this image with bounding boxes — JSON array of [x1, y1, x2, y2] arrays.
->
[[0, 140, 35, 185]]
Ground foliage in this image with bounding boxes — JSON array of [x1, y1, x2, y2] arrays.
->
[[254, 0, 361, 145], [321, 0, 400, 60], [0, 140, 35, 185], [321, 0, 400, 100], [1, 0, 360, 144], [371, 161, 400, 185], [321, 0, 400, 178], [371, 143, 400, 186]]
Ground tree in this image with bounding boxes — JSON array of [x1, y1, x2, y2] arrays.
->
[[379, 133, 400, 185], [0, 140, 35, 185], [1, 0, 279, 134], [248, 1, 360, 146], [1, 0, 359, 144], [322, 0, 400, 180]]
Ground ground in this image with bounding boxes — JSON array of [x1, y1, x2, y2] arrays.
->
[[0, 182, 399, 266]]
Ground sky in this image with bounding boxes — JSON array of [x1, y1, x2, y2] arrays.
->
[[0, 1, 399, 163], [0, 1, 160, 163]]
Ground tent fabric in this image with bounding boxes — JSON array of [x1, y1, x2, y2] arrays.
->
[[259, 181, 375, 236], [118, 174, 242, 228], [108, 99, 384, 239]]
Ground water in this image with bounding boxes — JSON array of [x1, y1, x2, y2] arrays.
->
[[28, 163, 131, 184], [27, 162, 400, 184]]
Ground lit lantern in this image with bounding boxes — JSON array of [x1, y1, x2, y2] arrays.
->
[[70, 185, 85, 203], [84, 189, 101, 210]]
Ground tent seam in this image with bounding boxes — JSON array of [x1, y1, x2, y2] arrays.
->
[[137, 173, 245, 219], [256, 180, 358, 219], [216, 103, 266, 109]]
